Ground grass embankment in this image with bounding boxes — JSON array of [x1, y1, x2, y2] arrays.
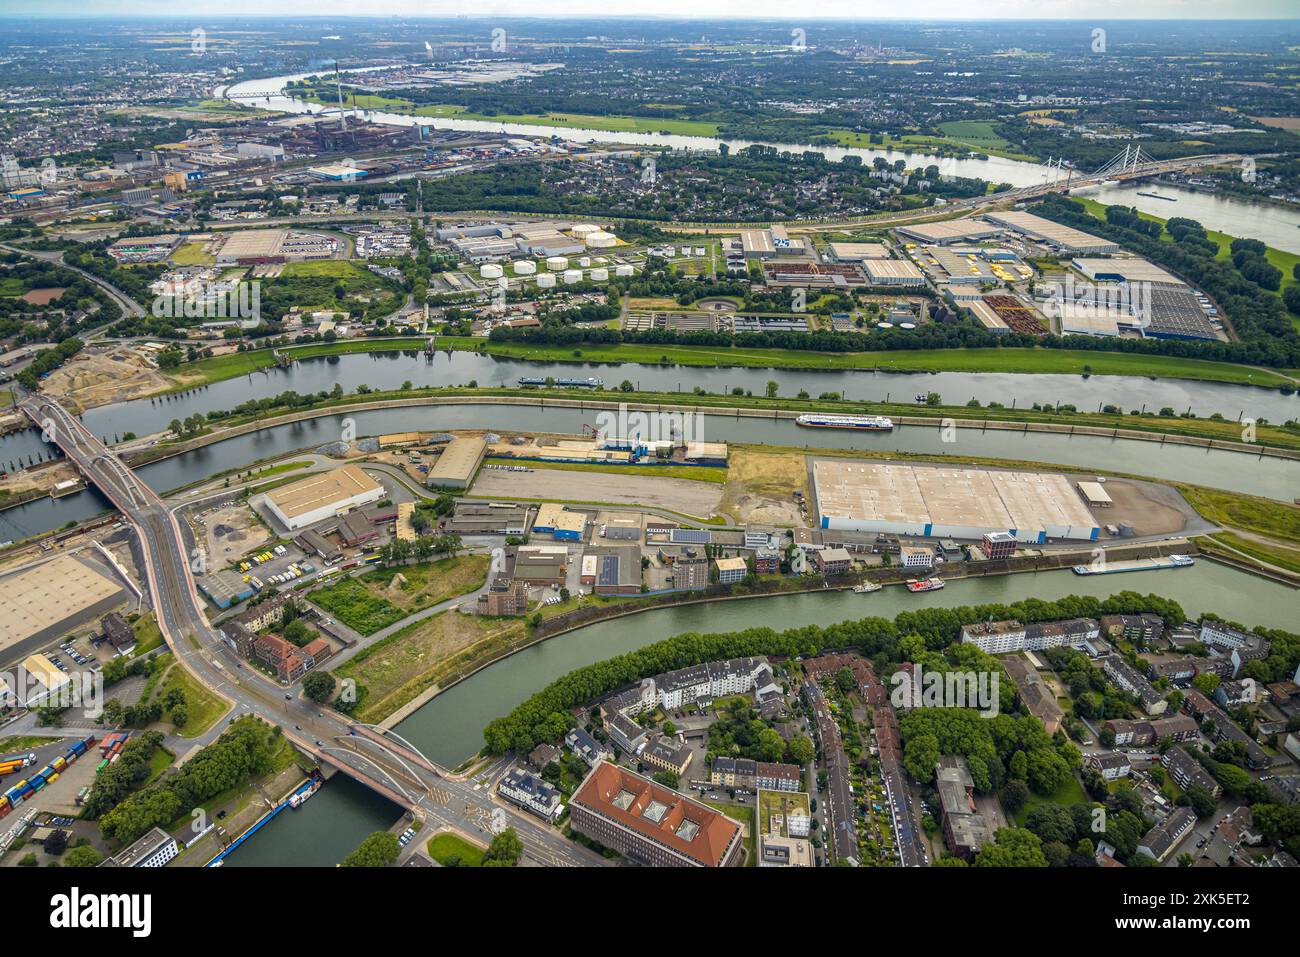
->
[[1177, 485, 1300, 578], [1177, 486, 1300, 547], [485, 456, 727, 484], [0, 735, 60, 752], [309, 554, 490, 636], [152, 368, 1300, 456], [130, 613, 165, 657], [426, 832, 487, 866], [1200, 533, 1300, 577], [146, 656, 229, 738], [171, 333, 1299, 390]]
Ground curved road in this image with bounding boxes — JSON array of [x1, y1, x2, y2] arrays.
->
[[21, 392, 605, 867]]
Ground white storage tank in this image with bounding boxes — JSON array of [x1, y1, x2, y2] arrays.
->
[[546, 256, 568, 271], [577, 257, 591, 267], [563, 269, 583, 285], [614, 264, 635, 277], [512, 260, 537, 276], [589, 267, 609, 281], [480, 263, 503, 280], [536, 272, 557, 288], [585, 231, 618, 249], [570, 224, 600, 239]]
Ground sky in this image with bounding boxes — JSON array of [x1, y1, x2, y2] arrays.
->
[[0, 1, 1297, 20]]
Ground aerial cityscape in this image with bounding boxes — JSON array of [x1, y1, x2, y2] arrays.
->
[[0, 4, 1296, 918]]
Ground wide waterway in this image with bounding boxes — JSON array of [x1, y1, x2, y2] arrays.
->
[[223, 71, 1300, 250], [231, 558, 1298, 864], [3, 348, 1295, 475], [2, 400, 1297, 543]]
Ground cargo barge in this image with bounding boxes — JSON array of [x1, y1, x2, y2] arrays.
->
[[795, 413, 894, 431]]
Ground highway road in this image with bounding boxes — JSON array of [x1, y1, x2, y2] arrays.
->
[[21, 392, 607, 867]]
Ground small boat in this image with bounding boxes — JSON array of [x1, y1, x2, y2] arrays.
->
[[905, 577, 945, 593], [288, 777, 322, 808], [853, 581, 882, 594]]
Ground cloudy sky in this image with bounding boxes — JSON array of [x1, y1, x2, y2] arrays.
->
[[1, 1, 1296, 18]]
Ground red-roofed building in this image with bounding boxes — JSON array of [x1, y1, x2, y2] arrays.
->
[[569, 762, 744, 867], [252, 633, 308, 683]]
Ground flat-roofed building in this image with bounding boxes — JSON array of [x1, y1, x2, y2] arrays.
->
[[813, 460, 1098, 543], [426, 436, 486, 489], [981, 211, 1119, 254], [0, 555, 127, 661], [569, 761, 744, 867], [590, 545, 642, 595], [445, 502, 530, 536], [1071, 257, 1184, 286], [478, 578, 530, 616], [109, 827, 178, 868], [714, 556, 748, 584], [19, 654, 71, 706], [264, 465, 385, 532], [828, 242, 891, 262], [508, 544, 568, 585], [863, 258, 927, 286], [216, 228, 289, 263], [936, 755, 995, 860], [895, 218, 1005, 245]]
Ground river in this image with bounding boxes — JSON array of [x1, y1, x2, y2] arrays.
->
[[223, 70, 1047, 188], [229, 558, 1298, 864], [0, 347, 1291, 459], [3, 399, 1297, 543], [1074, 182, 1300, 255], [223, 71, 1300, 246]]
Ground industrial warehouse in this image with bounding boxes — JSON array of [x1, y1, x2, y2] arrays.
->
[[812, 460, 1100, 543], [263, 465, 386, 531]]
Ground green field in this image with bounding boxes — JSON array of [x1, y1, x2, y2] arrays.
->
[[828, 125, 1036, 163], [485, 457, 727, 484], [309, 554, 490, 636], [1202, 532, 1300, 576], [1177, 485, 1300, 547], [150, 657, 229, 737], [301, 91, 718, 135], [1012, 775, 1090, 826], [426, 831, 486, 867]]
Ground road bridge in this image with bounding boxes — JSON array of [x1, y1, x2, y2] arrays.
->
[[20, 393, 605, 867]]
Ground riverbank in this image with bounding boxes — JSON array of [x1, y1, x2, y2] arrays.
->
[[171, 335, 1298, 391], [361, 537, 1202, 728]]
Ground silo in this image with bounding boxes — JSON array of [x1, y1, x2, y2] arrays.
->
[[513, 260, 537, 276], [614, 264, 635, 277], [480, 263, 503, 280], [536, 273, 557, 288], [563, 269, 583, 285], [546, 256, 568, 271], [589, 267, 609, 281]]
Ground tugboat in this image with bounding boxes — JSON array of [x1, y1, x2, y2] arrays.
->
[[905, 577, 946, 593]]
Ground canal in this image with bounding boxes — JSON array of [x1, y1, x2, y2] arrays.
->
[[3, 400, 1297, 543], [232, 558, 1298, 863]]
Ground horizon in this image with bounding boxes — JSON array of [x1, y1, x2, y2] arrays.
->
[[0, 4, 1298, 22]]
